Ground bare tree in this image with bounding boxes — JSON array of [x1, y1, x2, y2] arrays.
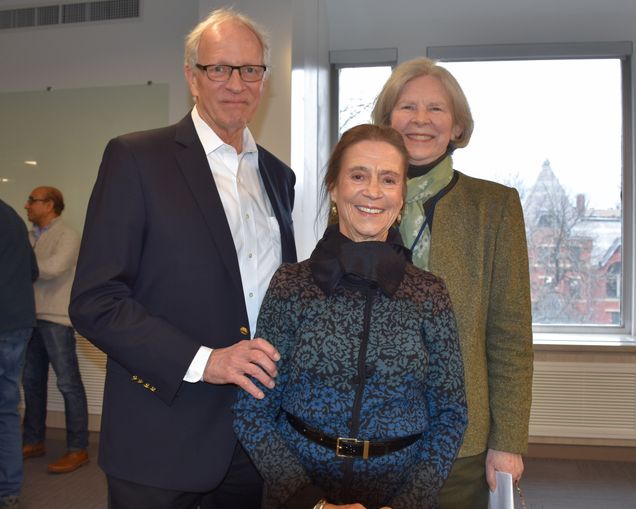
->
[[524, 165, 594, 324], [338, 100, 374, 135], [500, 171, 528, 202]]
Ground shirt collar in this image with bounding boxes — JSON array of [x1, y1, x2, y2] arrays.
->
[[32, 216, 58, 239], [191, 105, 258, 156]]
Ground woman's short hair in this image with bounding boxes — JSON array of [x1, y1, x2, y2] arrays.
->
[[371, 57, 474, 148], [321, 124, 409, 224], [184, 8, 271, 71]]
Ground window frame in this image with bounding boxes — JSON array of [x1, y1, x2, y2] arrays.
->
[[426, 42, 634, 337]]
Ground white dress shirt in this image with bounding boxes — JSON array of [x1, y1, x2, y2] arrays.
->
[[184, 106, 282, 382]]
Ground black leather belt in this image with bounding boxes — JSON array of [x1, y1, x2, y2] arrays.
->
[[286, 412, 421, 460]]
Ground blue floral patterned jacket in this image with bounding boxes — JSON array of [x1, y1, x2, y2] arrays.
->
[[234, 227, 467, 509]]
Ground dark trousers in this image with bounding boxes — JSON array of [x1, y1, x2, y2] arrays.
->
[[107, 443, 262, 509], [438, 451, 489, 509]]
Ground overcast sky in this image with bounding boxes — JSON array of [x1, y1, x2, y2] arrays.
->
[[442, 59, 623, 210]]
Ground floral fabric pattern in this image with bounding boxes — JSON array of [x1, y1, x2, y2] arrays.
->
[[234, 249, 467, 509]]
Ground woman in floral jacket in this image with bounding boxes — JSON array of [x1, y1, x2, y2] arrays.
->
[[234, 124, 467, 509]]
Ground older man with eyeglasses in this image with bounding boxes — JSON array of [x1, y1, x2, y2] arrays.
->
[[69, 7, 296, 509], [22, 186, 89, 475]]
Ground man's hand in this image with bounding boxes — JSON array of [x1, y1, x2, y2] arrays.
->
[[485, 449, 524, 491], [202, 338, 280, 399]]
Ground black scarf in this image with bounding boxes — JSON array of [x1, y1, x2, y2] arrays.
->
[[309, 225, 411, 297]]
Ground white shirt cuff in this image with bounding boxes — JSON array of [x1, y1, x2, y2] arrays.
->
[[183, 346, 213, 383]]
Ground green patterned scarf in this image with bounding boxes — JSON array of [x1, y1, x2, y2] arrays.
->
[[399, 155, 454, 270]]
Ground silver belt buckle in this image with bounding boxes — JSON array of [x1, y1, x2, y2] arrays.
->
[[336, 437, 371, 459]]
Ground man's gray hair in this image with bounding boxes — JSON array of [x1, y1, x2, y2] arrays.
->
[[184, 7, 271, 70]]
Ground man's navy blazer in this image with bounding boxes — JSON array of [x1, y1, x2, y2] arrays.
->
[[70, 113, 296, 492]]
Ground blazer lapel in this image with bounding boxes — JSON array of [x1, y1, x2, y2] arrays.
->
[[258, 148, 296, 263], [174, 115, 245, 299]]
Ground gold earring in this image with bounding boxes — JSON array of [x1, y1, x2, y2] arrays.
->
[[397, 212, 402, 224], [329, 202, 338, 224]]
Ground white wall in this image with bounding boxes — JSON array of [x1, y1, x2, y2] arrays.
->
[[324, 0, 636, 56], [0, 0, 198, 121], [0, 0, 294, 157]]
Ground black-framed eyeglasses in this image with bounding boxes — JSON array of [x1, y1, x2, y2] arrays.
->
[[195, 63, 267, 82], [27, 196, 49, 204]]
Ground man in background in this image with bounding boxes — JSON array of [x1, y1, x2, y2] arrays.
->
[[70, 8, 296, 509], [22, 186, 89, 474], [0, 199, 38, 509]]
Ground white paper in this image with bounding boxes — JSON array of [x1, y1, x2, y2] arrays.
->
[[488, 471, 514, 509]]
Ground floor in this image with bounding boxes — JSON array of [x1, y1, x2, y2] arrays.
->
[[20, 429, 105, 509], [19, 430, 636, 508], [521, 456, 636, 509]]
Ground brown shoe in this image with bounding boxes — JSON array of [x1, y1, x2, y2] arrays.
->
[[22, 442, 46, 459], [47, 450, 89, 474]]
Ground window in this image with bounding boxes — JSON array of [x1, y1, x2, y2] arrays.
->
[[330, 48, 397, 146], [336, 66, 393, 135], [428, 43, 632, 334], [606, 262, 622, 299]]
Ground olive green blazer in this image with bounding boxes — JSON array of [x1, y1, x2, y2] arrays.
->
[[428, 171, 533, 457]]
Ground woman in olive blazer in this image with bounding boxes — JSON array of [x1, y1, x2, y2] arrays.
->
[[373, 57, 533, 508]]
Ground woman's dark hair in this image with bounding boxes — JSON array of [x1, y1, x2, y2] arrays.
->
[[320, 124, 409, 224], [326, 123, 408, 189]]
